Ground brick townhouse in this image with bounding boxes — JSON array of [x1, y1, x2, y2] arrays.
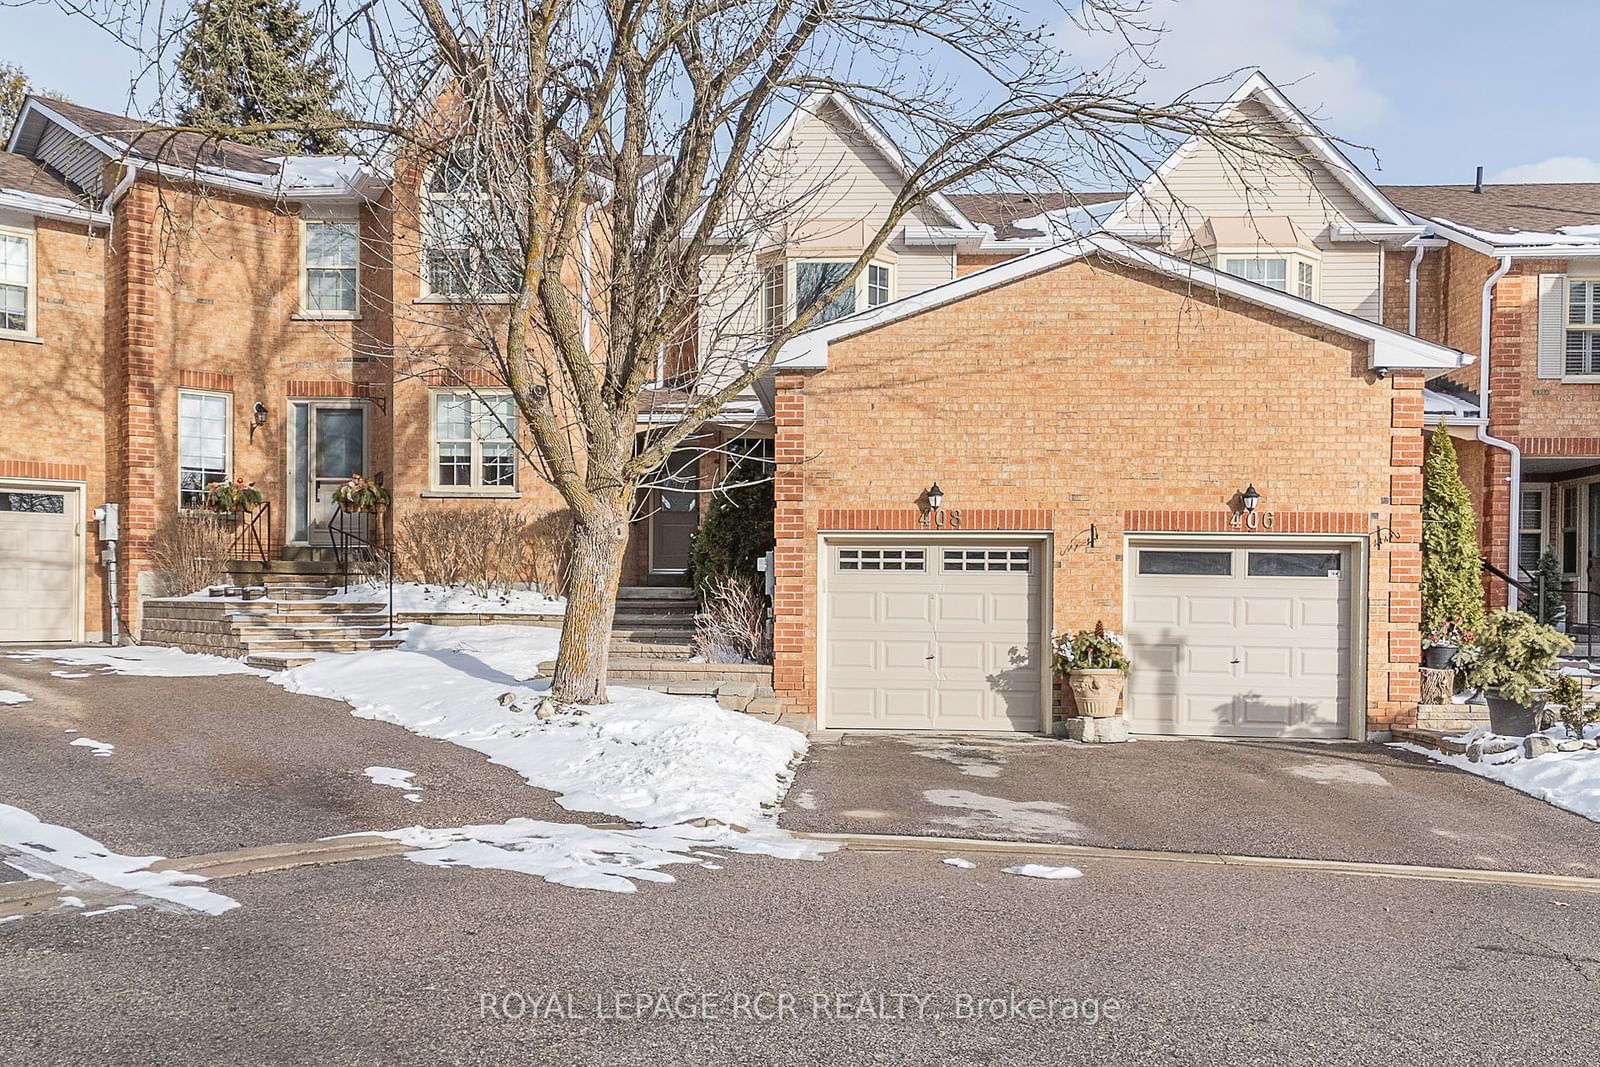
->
[[7, 71, 1580, 741]]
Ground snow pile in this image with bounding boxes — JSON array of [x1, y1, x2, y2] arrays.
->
[[12, 646, 264, 677], [0, 691, 29, 705], [328, 582, 566, 616], [364, 766, 423, 803], [1002, 864, 1084, 880], [942, 857, 976, 869], [1392, 725, 1600, 823], [69, 738, 114, 758], [0, 803, 238, 916]]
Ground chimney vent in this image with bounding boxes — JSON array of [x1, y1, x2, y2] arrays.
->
[[1474, 166, 1484, 194]]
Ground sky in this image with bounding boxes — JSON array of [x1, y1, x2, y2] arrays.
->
[[2, 0, 1596, 187]]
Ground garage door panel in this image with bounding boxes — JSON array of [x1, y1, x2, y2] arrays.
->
[[0, 487, 79, 644], [1126, 543, 1352, 738], [825, 540, 1042, 732]]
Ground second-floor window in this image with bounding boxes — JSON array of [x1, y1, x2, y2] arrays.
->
[[761, 259, 893, 339], [432, 391, 517, 491], [303, 221, 359, 315], [178, 391, 231, 510], [0, 229, 31, 334], [1222, 255, 1316, 300], [423, 159, 521, 299], [1566, 279, 1600, 375]]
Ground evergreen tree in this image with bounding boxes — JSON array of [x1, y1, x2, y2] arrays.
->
[[1532, 547, 1566, 628], [689, 457, 775, 598], [1421, 425, 1486, 638], [175, 0, 348, 153]]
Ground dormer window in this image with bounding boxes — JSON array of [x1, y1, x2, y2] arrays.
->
[[761, 258, 893, 340], [1222, 254, 1317, 300]]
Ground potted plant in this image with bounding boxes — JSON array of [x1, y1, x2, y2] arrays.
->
[[331, 473, 390, 513], [1463, 609, 1573, 735], [1421, 617, 1473, 670], [1053, 621, 1130, 718], [205, 476, 264, 514]]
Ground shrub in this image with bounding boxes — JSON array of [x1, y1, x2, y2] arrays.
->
[[689, 455, 774, 597], [1464, 609, 1573, 706], [395, 505, 536, 596], [524, 510, 574, 599], [1548, 674, 1595, 739], [693, 576, 771, 664], [1421, 427, 1486, 638], [148, 511, 234, 595]]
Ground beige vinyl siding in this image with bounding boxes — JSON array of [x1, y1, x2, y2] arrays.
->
[[1116, 97, 1385, 322]]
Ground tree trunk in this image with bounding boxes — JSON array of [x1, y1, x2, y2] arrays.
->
[[551, 503, 630, 704]]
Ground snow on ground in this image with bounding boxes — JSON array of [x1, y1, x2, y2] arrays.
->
[[11, 645, 265, 678], [1392, 725, 1600, 823], [364, 767, 424, 803], [69, 738, 114, 758], [1288, 761, 1390, 787], [0, 691, 29, 705], [0, 803, 238, 916], [923, 789, 1085, 839], [1002, 864, 1084, 880], [942, 857, 976, 869], [274, 624, 831, 892], [49, 671, 91, 679], [327, 581, 566, 616]]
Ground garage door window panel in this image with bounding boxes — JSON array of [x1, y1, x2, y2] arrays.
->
[[944, 548, 1031, 572], [1139, 550, 1232, 576], [1247, 552, 1342, 578], [837, 547, 925, 572], [0, 491, 65, 513]]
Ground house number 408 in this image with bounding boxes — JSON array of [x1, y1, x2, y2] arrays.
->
[[920, 508, 963, 529], [1229, 510, 1276, 530]]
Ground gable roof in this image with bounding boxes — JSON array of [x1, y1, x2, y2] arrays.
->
[[0, 149, 111, 224], [1105, 71, 1415, 234], [773, 233, 1467, 373]]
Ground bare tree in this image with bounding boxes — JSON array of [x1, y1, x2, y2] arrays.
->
[[48, 0, 1297, 703]]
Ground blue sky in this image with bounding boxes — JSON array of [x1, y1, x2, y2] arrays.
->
[[3, 0, 1595, 186]]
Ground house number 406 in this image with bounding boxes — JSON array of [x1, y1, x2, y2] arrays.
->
[[1229, 510, 1276, 530], [920, 508, 963, 529]]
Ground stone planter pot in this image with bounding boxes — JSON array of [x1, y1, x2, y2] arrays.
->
[[1485, 689, 1543, 736], [1423, 643, 1459, 670], [1067, 669, 1126, 719]]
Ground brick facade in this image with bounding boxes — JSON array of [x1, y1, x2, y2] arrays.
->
[[771, 259, 1427, 733]]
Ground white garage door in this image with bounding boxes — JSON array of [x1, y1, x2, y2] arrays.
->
[[1125, 543, 1352, 738], [0, 485, 80, 643], [824, 541, 1044, 732]]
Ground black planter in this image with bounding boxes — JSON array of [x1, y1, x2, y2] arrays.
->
[[1485, 690, 1543, 736], [1423, 643, 1459, 670]]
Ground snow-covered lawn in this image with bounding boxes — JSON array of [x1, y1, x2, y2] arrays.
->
[[1392, 725, 1600, 823], [327, 581, 565, 616], [9, 645, 265, 678], [0, 803, 237, 916]]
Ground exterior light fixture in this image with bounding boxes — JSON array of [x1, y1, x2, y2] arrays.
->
[[252, 401, 269, 428], [927, 483, 944, 511], [1241, 484, 1260, 513]]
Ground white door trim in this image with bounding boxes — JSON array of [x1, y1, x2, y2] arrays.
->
[[0, 477, 87, 644], [815, 530, 1054, 733], [1121, 532, 1370, 740]]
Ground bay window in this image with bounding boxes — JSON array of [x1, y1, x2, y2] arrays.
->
[[432, 391, 517, 491], [1221, 253, 1317, 300], [178, 391, 231, 510], [760, 258, 892, 337]]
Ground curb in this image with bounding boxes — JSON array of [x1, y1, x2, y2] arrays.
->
[[795, 831, 1600, 895]]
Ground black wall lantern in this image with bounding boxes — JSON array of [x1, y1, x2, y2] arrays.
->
[[926, 482, 944, 511], [1241, 484, 1260, 513]]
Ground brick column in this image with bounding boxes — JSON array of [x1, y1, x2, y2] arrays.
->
[[110, 181, 161, 638], [770, 371, 816, 715], [1377, 372, 1427, 729]]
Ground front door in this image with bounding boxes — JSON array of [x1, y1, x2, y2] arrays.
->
[[290, 402, 367, 546], [648, 448, 699, 575]]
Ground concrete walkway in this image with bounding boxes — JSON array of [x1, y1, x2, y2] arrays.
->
[[782, 731, 1600, 877]]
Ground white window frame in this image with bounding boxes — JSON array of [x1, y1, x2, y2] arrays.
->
[[418, 160, 519, 303], [0, 223, 37, 338], [428, 389, 519, 494], [763, 257, 894, 336], [1217, 247, 1320, 301], [1519, 485, 1548, 574], [177, 389, 232, 511], [299, 218, 361, 319], [1564, 277, 1600, 378]]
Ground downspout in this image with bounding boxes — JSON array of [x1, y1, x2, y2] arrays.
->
[[1474, 255, 1519, 608], [1407, 242, 1425, 336]]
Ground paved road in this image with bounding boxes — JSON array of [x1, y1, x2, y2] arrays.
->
[[783, 732, 1600, 876], [0, 653, 576, 859], [2, 847, 1598, 1065]]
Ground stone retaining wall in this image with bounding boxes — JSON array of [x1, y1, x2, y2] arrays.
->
[[139, 599, 247, 657]]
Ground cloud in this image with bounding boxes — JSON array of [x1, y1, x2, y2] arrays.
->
[[1492, 156, 1600, 184], [1068, 0, 1389, 131]]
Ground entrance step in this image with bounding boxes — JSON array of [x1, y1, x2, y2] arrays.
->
[[245, 651, 321, 671], [618, 585, 696, 600], [537, 657, 774, 710]]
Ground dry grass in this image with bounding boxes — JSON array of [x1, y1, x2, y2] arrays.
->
[[147, 512, 234, 596], [693, 576, 771, 664], [395, 505, 570, 598]]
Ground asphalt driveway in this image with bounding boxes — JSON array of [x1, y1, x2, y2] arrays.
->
[[782, 732, 1600, 877], [0, 652, 576, 861]]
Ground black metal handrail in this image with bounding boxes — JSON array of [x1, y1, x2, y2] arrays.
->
[[328, 504, 395, 635], [1482, 556, 1596, 659], [229, 502, 272, 564]]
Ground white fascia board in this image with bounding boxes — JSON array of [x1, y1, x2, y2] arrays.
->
[[774, 234, 1468, 372], [1329, 222, 1427, 245], [0, 189, 112, 226]]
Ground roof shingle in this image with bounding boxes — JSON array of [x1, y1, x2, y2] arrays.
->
[[1380, 182, 1600, 236], [947, 190, 1125, 240]]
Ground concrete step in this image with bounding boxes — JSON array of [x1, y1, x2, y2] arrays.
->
[[617, 586, 696, 601], [232, 623, 399, 641], [227, 559, 342, 576], [245, 652, 320, 671], [228, 601, 387, 617], [244, 636, 405, 652], [609, 637, 696, 657]]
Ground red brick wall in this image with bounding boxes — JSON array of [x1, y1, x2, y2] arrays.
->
[[0, 216, 112, 638], [772, 259, 1425, 733]]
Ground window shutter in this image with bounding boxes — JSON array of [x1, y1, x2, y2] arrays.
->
[[1538, 273, 1567, 378]]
